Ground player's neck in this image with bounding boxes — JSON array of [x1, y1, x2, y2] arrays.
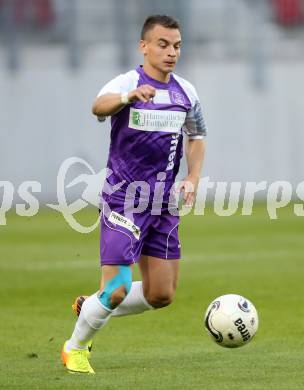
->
[[142, 63, 170, 84]]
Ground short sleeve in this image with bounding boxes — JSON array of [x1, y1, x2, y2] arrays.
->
[[172, 74, 207, 139], [183, 100, 207, 139], [97, 74, 131, 97]]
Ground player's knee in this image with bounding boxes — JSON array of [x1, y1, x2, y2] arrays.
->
[[99, 265, 132, 310], [147, 291, 174, 309], [110, 286, 127, 307]]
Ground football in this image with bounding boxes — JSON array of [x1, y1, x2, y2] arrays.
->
[[204, 294, 259, 348]]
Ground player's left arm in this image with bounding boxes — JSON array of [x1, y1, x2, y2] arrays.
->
[[179, 96, 207, 206]]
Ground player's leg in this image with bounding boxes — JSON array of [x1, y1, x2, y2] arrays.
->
[[62, 264, 132, 373], [73, 255, 179, 318], [110, 278, 153, 316], [68, 265, 132, 348], [72, 275, 153, 318], [137, 211, 180, 308], [73, 213, 180, 317], [139, 255, 179, 308], [111, 255, 179, 317], [112, 212, 180, 314]]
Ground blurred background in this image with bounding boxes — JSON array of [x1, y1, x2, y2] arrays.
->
[[1, 0, 304, 202]]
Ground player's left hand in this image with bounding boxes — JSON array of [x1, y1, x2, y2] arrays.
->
[[178, 174, 200, 207]]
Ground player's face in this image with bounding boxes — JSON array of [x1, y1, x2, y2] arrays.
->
[[140, 25, 181, 75]]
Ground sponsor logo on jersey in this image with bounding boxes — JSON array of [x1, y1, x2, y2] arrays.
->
[[129, 108, 186, 133], [166, 133, 180, 171]]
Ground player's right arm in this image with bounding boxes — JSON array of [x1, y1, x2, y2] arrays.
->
[[92, 84, 156, 117]]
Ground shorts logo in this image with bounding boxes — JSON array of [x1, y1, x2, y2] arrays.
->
[[108, 211, 141, 239], [129, 108, 186, 133]]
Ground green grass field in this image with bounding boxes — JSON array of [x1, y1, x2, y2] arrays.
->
[[1, 205, 304, 389]]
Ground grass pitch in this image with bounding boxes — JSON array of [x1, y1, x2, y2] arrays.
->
[[1, 205, 303, 389]]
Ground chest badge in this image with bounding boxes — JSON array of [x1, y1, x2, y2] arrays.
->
[[170, 91, 185, 105]]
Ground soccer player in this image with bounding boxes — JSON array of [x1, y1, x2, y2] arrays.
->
[[61, 14, 207, 374]]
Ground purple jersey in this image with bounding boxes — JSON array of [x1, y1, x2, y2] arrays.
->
[[97, 65, 207, 206]]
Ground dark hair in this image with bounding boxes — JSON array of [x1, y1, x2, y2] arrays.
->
[[141, 15, 180, 39]]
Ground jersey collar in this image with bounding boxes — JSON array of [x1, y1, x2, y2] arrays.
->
[[136, 65, 173, 88]]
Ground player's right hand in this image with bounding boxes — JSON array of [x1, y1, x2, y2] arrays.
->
[[128, 84, 156, 103]]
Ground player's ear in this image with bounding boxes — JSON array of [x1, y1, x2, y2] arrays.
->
[[139, 40, 147, 55]]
